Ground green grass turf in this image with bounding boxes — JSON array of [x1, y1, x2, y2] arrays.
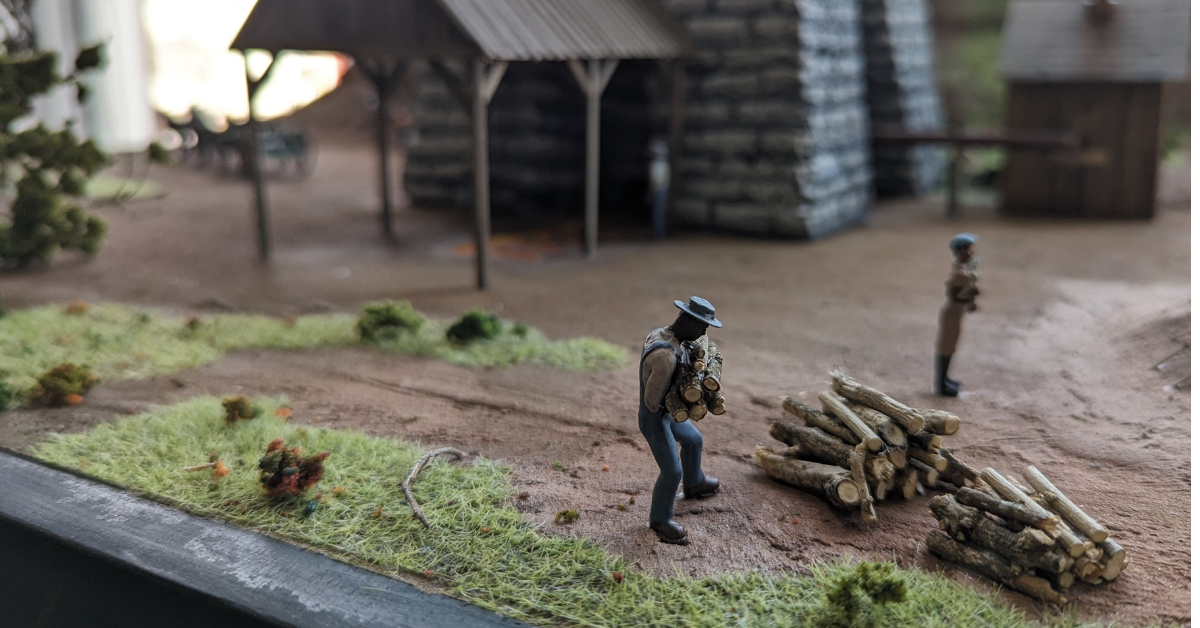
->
[[0, 304, 626, 394], [31, 397, 1146, 628]]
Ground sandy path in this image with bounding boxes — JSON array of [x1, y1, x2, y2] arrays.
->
[[0, 140, 1188, 625]]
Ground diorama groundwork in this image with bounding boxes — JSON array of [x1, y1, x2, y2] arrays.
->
[[0, 139, 1188, 626], [33, 396, 1106, 628]]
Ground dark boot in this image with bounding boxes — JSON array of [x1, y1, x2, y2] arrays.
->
[[935, 356, 958, 397], [944, 354, 961, 389], [650, 520, 689, 545], [683, 475, 720, 499]]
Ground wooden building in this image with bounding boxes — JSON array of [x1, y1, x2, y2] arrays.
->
[[998, 0, 1189, 219]]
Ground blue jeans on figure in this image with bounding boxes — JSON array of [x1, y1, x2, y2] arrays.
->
[[638, 413, 704, 523]]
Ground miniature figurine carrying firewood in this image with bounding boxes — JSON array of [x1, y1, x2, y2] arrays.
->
[[935, 233, 980, 397], [638, 296, 724, 545]]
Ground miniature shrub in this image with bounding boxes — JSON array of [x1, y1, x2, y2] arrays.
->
[[258, 438, 330, 498], [0, 379, 13, 410], [446, 309, 502, 343], [222, 396, 260, 424], [357, 300, 425, 342], [28, 362, 97, 407], [818, 562, 907, 628], [511, 322, 530, 338]]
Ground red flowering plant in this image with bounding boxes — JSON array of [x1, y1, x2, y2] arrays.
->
[[257, 438, 330, 499]]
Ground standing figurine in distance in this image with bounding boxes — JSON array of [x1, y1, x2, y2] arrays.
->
[[935, 233, 980, 396], [638, 296, 723, 545]]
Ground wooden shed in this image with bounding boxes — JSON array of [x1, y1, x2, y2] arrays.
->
[[231, 0, 689, 290], [997, 0, 1189, 219]]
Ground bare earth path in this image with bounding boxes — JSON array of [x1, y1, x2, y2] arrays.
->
[[0, 140, 1189, 625]]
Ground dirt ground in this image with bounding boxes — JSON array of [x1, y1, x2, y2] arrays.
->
[[0, 137, 1190, 626]]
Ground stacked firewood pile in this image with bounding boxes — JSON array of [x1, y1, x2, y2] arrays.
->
[[926, 462, 1128, 604], [754, 371, 963, 523], [665, 338, 725, 422]]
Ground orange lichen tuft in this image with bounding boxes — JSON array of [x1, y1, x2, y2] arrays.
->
[[612, 571, 624, 583], [601, 465, 610, 472], [64, 393, 84, 405], [372, 506, 384, 518], [65, 300, 90, 315], [274, 407, 293, 419], [212, 460, 230, 479], [331, 486, 346, 497]]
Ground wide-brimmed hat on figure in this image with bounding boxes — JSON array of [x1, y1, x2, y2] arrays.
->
[[674, 296, 722, 328]]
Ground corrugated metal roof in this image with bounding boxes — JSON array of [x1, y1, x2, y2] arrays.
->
[[230, 0, 479, 57], [436, 0, 689, 61], [999, 0, 1189, 82], [231, 0, 688, 61]]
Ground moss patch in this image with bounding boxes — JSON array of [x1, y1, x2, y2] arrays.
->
[[32, 397, 1129, 628], [0, 304, 626, 394]]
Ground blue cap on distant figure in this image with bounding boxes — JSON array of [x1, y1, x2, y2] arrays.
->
[[674, 296, 722, 328], [949, 233, 978, 252]]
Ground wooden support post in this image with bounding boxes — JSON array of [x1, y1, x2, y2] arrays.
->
[[568, 59, 619, 259], [365, 61, 407, 241], [470, 59, 507, 291], [243, 52, 277, 263], [666, 59, 683, 231], [946, 141, 963, 218]]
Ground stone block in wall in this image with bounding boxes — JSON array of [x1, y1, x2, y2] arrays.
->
[[713, 202, 774, 233], [684, 14, 750, 44]]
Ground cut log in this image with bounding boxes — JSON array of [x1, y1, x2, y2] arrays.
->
[[1053, 523, 1091, 558], [1022, 466, 1109, 543], [818, 391, 883, 452], [702, 342, 722, 390], [980, 468, 1060, 535], [688, 403, 707, 422], [664, 387, 690, 423], [885, 444, 908, 470], [754, 445, 860, 509], [909, 458, 940, 487], [909, 448, 948, 472], [1100, 538, 1126, 580], [1047, 570, 1075, 590], [1010, 573, 1067, 606], [849, 445, 876, 523], [1073, 555, 1104, 581], [779, 397, 857, 444], [918, 409, 961, 435], [942, 449, 982, 483], [900, 468, 919, 499], [706, 391, 726, 407], [681, 371, 704, 403], [772, 424, 892, 483], [925, 531, 1020, 581], [846, 401, 906, 447], [929, 496, 1067, 573], [909, 430, 942, 453], [830, 371, 925, 434], [710, 404, 726, 416], [955, 487, 1060, 531]]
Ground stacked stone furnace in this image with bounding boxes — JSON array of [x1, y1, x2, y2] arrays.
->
[[860, 0, 945, 196], [403, 0, 942, 239]]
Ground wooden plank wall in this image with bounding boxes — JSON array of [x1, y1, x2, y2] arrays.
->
[[1001, 81, 1162, 219]]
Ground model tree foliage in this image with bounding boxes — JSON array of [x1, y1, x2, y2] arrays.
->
[[0, 41, 112, 265]]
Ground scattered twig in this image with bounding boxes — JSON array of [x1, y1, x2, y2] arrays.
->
[[401, 447, 467, 528]]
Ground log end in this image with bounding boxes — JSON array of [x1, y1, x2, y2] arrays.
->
[[835, 480, 861, 506]]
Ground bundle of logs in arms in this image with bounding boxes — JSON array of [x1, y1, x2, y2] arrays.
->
[[755, 371, 962, 524], [752, 371, 1127, 604], [664, 337, 725, 422]]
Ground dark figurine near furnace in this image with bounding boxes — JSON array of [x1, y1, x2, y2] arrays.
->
[[638, 297, 723, 545], [936, 233, 980, 397]]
